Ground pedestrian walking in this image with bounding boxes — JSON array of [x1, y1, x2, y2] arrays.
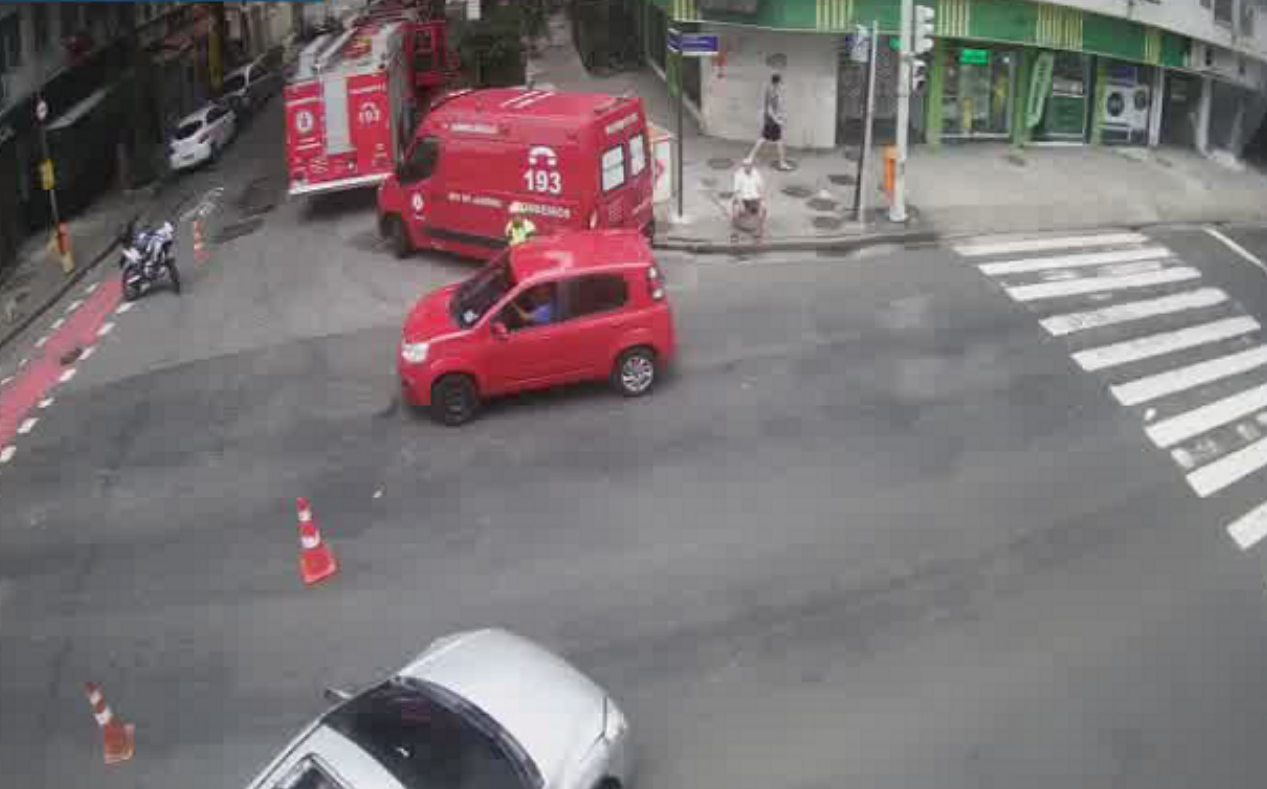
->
[[749, 73, 793, 171]]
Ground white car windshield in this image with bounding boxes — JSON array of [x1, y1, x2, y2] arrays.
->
[[224, 74, 247, 93], [174, 120, 203, 140], [324, 679, 541, 789]]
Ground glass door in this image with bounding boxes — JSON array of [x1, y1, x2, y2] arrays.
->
[[1034, 52, 1090, 142], [942, 45, 1016, 139]]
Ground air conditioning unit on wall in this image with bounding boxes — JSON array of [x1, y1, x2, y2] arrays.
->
[[698, 0, 761, 14]]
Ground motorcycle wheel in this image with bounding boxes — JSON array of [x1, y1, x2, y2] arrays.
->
[[168, 263, 182, 295], [123, 278, 142, 302]]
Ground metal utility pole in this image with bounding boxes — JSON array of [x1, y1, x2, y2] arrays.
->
[[675, 47, 684, 221], [853, 21, 878, 223], [891, 0, 912, 223]]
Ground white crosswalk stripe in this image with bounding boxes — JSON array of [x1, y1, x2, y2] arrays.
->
[[962, 231, 1267, 550]]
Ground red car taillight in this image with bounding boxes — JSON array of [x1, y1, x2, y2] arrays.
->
[[647, 264, 664, 301]]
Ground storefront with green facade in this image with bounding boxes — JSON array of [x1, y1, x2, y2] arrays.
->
[[649, 0, 1195, 148]]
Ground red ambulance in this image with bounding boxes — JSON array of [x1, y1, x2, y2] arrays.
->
[[376, 88, 656, 260]]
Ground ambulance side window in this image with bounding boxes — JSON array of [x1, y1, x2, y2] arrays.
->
[[629, 134, 647, 177], [402, 137, 440, 183], [601, 145, 627, 192]]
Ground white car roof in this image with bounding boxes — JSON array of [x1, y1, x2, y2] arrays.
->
[[178, 105, 222, 125]]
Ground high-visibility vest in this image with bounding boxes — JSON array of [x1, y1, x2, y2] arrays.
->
[[506, 219, 537, 246]]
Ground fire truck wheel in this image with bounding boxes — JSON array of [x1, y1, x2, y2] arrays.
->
[[388, 216, 412, 259]]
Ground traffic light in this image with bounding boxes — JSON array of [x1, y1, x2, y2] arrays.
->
[[913, 4, 935, 55], [911, 59, 928, 92]]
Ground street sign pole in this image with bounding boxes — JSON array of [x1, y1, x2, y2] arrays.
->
[[675, 46, 684, 221], [891, 0, 912, 223], [35, 93, 63, 248], [854, 21, 878, 223]]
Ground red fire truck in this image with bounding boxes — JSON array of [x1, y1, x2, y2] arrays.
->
[[285, 4, 457, 198]]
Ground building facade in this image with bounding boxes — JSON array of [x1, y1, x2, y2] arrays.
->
[[635, 0, 1267, 157]]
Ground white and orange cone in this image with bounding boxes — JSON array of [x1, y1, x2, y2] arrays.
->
[[192, 220, 207, 264], [297, 497, 338, 587], [83, 681, 135, 765]]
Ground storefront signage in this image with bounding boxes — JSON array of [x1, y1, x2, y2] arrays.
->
[[1026, 52, 1055, 129], [960, 48, 990, 66]]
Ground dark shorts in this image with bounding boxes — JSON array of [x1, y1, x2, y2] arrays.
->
[[741, 199, 762, 215], [762, 116, 783, 142]]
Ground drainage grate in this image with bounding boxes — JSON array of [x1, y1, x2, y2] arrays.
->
[[215, 217, 265, 244], [707, 157, 735, 171], [1005, 153, 1026, 167], [782, 185, 813, 198], [718, 191, 734, 201], [807, 198, 838, 212], [813, 216, 845, 230], [700, 176, 718, 188], [828, 173, 855, 185]]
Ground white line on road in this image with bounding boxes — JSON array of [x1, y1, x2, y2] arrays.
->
[[97, 322, 114, 337], [1227, 501, 1267, 550], [1187, 434, 1267, 497], [1204, 227, 1267, 277], [1145, 382, 1267, 448], [38, 398, 54, 409], [1005, 267, 1201, 302], [58, 368, 76, 384], [979, 247, 1173, 276], [50, 317, 64, 330], [955, 233, 1149, 257], [17, 418, 37, 435], [64, 299, 83, 313], [0, 376, 11, 387], [116, 302, 135, 314], [35, 336, 48, 349], [84, 282, 99, 294], [1111, 345, 1267, 406], [79, 346, 95, 361], [1072, 316, 1259, 371], [1039, 288, 1228, 336], [0, 446, 14, 464]]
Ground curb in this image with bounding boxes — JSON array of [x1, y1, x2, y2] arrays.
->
[[0, 238, 119, 354], [654, 226, 939, 255]]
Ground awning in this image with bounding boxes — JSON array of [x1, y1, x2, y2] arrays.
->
[[46, 85, 115, 132]]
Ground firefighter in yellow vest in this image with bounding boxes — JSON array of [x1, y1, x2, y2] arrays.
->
[[505, 203, 537, 247]]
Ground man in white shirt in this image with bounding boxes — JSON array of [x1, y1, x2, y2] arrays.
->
[[731, 157, 767, 241]]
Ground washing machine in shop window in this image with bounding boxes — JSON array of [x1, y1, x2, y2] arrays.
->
[[1103, 83, 1151, 142]]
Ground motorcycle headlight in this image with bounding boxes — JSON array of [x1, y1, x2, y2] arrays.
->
[[400, 341, 430, 365]]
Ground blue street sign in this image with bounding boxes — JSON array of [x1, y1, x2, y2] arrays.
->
[[667, 29, 719, 57]]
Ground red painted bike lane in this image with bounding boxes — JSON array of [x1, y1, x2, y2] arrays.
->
[[0, 280, 122, 459]]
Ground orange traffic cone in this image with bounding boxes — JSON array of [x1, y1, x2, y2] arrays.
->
[[192, 220, 207, 264], [83, 682, 135, 765], [297, 497, 338, 587]]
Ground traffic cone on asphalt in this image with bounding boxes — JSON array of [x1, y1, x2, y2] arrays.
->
[[192, 220, 207, 264], [296, 497, 338, 587], [83, 682, 135, 765]]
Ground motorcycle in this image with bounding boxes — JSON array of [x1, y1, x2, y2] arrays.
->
[[117, 218, 181, 301]]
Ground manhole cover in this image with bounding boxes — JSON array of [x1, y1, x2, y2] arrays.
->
[[700, 176, 718, 188], [215, 217, 265, 243], [842, 148, 861, 161], [707, 157, 735, 171], [1005, 153, 1026, 167], [808, 198, 838, 211], [718, 191, 734, 201], [828, 173, 855, 185], [813, 216, 845, 230], [782, 185, 813, 198]]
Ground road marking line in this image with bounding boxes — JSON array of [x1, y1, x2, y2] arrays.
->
[[1111, 346, 1267, 405], [84, 282, 100, 294], [65, 299, 83, 313], [1145, 382, 1267, 448], [1227, 501, 1267, 550], [116, 302, 135, 314], [1039, 288, 1229, 336], [38, 398, 54, 409], [1204, 227, 1267, 277], [18, 358, 28, 368], [1006, 267, 1201, 302], [35, 336, 48, 349], [1187, 434, 1267, 497], [955, 232, 1149, 257], [59, 368, 76, 384], [50, 317, 65, 330], [979, 247, 1173, 276], [0, 446, 14, 464], [1, 376, 11, 386], [1072, 316, 1259, 371], [78, 346, 95, 361], [97, 322, 115, 337], [17, 418, 37, 435]]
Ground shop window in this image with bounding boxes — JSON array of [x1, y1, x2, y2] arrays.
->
[[0, 13, 22, 70], [601, 144, 626, 192], [32, 6, 49, 53], [1214, 0, 1234, 27], [60, 4, 78, 37]]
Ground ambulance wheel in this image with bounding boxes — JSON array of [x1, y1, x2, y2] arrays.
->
[[389, 216, 412, 259]]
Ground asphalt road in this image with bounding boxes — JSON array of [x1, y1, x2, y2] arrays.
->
[[5, 96, 1267, 789]]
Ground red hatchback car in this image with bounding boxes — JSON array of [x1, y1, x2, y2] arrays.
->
[[399, 229, 677, 425]]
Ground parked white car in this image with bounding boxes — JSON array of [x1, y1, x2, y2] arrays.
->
[[168, 102, 237, 172], [222, 58, 282, 115]]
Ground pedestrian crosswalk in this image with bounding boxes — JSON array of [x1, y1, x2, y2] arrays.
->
[[956, 231, 1267, 551]]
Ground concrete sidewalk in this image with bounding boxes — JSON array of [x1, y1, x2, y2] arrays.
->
[[528, 14, 1267, 251]]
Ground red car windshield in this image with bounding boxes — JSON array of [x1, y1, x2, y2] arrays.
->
[[452, 254, 515, 329]]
